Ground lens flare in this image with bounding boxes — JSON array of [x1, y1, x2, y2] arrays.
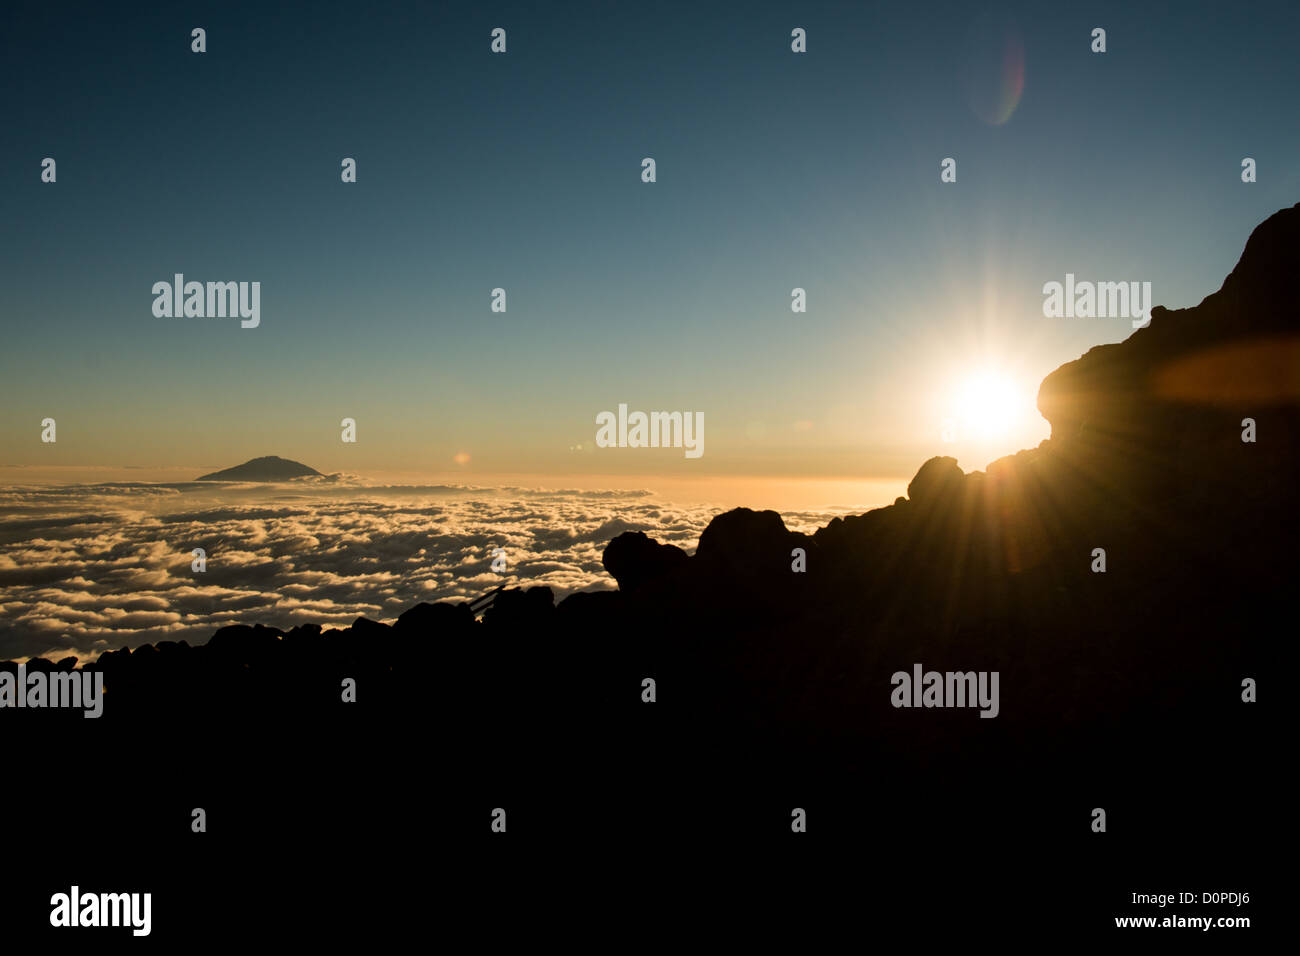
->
[[963, 12, 1025, 126]]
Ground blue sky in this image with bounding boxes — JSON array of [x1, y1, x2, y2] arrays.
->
[[2, 0, 1297, 479]]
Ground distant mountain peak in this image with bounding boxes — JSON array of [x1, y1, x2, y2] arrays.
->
[[196, 456, 323, 482]]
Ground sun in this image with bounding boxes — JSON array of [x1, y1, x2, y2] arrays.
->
[[953, 370, 1023, 439]]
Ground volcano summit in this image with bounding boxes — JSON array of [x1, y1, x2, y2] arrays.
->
[[195, 456, 323, 482]]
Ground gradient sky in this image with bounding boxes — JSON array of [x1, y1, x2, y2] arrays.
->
[[2, 0, 1298, 482]]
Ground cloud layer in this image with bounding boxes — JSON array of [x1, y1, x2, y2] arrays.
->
[[0, 479, 840, 663]]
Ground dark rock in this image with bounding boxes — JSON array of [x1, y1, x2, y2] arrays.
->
[[602, 531, 688, 592], [349, 617, 391, 639], [206, 624, 283, 658], [907, 456, 964, 506], [394, 601, 474, 634], [483, 586, 555, 630]]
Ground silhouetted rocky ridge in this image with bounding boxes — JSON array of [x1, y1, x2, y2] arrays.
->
[[5, 206, 1293, 802]]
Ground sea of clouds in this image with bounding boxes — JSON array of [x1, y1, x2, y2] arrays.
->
[[0, 477, 843, 663]]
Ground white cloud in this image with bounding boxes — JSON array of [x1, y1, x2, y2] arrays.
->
[[0, 482, 751, 663]]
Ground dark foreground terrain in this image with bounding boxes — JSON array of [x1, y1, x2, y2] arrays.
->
[[6, 206, 1295, 942]]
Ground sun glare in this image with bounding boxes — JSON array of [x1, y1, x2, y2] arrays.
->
[[953, 370, 1023, 439]]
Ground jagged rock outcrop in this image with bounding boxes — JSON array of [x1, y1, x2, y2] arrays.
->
[[395, 601, 474, 634], [602, 531, 688, 592], [905, 455, 964, 506], [694, 507, 817, 582], [1037, 202, 1300, 498]]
